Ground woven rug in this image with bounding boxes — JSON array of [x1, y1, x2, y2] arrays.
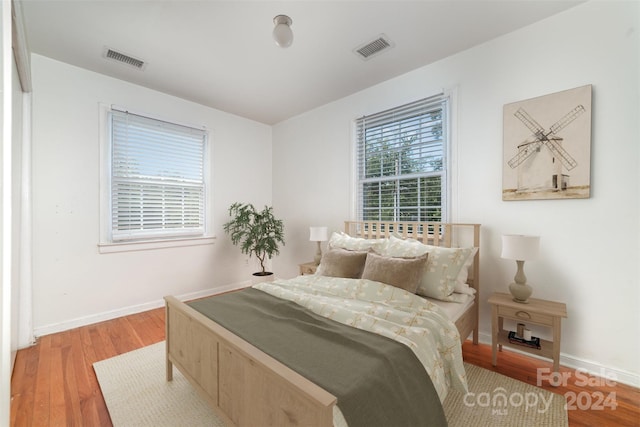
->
[[94, 342, 567, 426]]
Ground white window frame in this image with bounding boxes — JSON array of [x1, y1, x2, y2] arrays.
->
[[353, 92, 451, 223], [98, 104, 214, 253]]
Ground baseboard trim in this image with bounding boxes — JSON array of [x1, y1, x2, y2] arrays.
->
[[477, 331, 640, 388], [32, 281, 251, 341]]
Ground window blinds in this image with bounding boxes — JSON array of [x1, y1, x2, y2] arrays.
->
[[355, 93, 447, 222], [110, 110, 206, 241]]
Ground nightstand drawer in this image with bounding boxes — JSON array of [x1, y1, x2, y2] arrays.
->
[[497, 305, 554, 326]]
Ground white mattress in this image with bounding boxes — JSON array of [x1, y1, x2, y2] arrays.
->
[[425, 293, 474, 322]]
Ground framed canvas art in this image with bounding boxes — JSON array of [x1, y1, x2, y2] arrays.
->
[[502, 85, 592, 201]]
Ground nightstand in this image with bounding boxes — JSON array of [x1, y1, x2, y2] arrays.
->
[[488, 292, 567, 373], [299, 262, 318, 275]]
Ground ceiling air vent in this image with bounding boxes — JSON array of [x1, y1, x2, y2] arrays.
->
[[354, 34, 394, 61], [102, 47, 146, 70]]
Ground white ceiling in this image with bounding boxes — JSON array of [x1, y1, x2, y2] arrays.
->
[[20, 0, 583, 125]]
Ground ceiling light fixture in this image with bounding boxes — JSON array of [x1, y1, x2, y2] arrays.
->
[[272, 15, 293, 48]]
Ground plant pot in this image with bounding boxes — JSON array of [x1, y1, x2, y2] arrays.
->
[[251, 272, 274, 285]]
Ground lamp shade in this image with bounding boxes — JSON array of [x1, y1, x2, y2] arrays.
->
[[309, 226, 328, 242], [272, 15, 293, 48], [501, 235, 540, 261]]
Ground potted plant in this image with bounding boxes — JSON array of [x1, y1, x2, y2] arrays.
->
[[223, 202, 285, 282]]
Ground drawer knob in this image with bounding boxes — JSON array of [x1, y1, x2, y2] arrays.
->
[[516, 310, 531, 319]]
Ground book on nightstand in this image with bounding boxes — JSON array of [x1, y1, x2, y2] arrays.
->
[[508, 331, 541, 349]]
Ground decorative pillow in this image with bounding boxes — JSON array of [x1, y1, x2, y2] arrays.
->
[[375, 235, 430, 257], [376, 235, 477, 301], [316, 248, 368, 279], [452, 249, 478, 295], [328, 232, 385, 251], [361, 252, 428, 293], [417, 245, 477, 300]]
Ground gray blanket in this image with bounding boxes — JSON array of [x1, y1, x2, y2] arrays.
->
[[189, 288, 447, 427]]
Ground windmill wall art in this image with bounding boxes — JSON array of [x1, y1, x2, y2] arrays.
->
[[502, 85, 592, 200]]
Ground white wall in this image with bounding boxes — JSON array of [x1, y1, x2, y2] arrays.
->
[[30, 54, 273, 335], [273, 1, 640, 385]]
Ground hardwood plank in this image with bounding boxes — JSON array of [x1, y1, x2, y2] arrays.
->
[[121, 311, 153, 347], [129, 311, 165, 347], [61, 342, 82, 426], [48, 338, 67, 426], [93, 322, 118, 362], [10, 308, 639, 426], [69, 328, 97, 426], [9, 342, 38, 426], [78, 326, 112, 427], [31, 334, 52, 427], [106, 317, 143, 354]]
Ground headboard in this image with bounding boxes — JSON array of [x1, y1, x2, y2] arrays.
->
[[343, 220, 481, 292]]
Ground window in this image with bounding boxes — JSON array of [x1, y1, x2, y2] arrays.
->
[[108, 109, 207, 242], [355, 93, 448, 222]]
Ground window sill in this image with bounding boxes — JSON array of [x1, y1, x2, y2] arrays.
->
[[98, 236, 216, 254]]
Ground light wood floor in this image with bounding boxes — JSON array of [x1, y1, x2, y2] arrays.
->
[[10, 307, 640, 426]]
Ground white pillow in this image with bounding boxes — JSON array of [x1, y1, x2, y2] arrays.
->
[[328, 231, 385, 251], [454, 282, 477, 296], [375, 235, 429, 257], [376, 235, 477, 302]]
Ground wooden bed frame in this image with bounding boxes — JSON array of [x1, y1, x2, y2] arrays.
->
[[165, 221, 480, 427]]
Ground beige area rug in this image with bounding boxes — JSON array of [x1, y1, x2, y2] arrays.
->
[[94, 342, 567, 427]]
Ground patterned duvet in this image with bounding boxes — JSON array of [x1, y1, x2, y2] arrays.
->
[[254, 274, 469, 402]]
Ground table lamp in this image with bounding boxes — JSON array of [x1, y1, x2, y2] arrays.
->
[[309, 226, 328, 265], [501, 234, 540, 303]]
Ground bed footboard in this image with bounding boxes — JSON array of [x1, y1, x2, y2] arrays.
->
[[165, 295, 336, 427]]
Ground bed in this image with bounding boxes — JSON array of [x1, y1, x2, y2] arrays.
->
[[165, 220, 480, 427]]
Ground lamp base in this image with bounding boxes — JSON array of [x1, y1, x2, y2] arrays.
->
[[509, 282, 532, 304], [314, 241, 322, 265]]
